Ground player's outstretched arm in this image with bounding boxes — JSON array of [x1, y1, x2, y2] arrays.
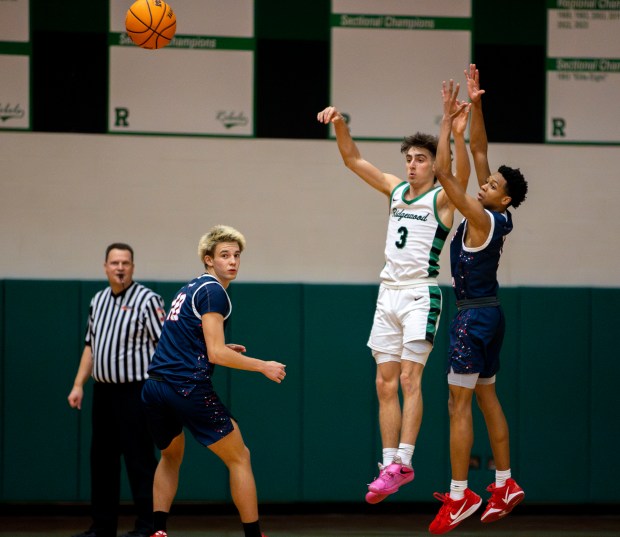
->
[[465, 64, 491, 187], [202, 313, 286, 383], [437, 82, 488, 234], [317, 106, 399, 196], [445, 80, 471, 193]]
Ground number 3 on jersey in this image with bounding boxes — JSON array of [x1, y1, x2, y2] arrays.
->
[[167, 292, 187, 321], [395, 226, 408, 249]]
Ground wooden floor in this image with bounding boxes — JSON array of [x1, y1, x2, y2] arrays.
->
[[2, 509, 619, 537]]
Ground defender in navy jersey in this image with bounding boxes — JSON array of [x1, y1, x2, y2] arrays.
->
[[317, 102, 470, 503], [429, 69, 529, 535], [142, 225, 286, 537]]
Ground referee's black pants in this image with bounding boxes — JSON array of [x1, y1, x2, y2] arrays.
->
[[90, 381, 157, 537]]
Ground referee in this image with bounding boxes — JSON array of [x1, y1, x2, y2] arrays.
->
[[68, 243, 166, 537]]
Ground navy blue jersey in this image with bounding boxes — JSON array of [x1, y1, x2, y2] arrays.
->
[[450, 210, 513, 300], [148, 274, 231, 396]]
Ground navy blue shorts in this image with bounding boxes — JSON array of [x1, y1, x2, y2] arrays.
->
[[141, 378, 234, 450], [447, 306, 505, 377]]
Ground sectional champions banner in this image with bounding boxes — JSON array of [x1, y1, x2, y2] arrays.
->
[[329, 0, 471, 140], [547, 0, 620, 144], [109, 0, 254, 136]]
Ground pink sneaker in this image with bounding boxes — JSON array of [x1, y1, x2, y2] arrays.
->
[[480, 478, 524, 523], [368, 457, 414, 494], [150, 532, 167, 537]]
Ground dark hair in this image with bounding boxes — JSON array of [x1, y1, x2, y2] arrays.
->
[[498, 165, 528, 208], [105, 242, 134, 261], [400, 132, 438, 158]]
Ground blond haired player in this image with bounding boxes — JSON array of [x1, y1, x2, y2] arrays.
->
[[142, 225, 286, 537]]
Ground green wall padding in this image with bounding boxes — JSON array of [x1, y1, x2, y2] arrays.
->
[[1, 281, 618, 504], [300, 284, 378, 501], [589, 288, 620, 501], [3, 281, 82, 500], [518, 288, 591, 503]]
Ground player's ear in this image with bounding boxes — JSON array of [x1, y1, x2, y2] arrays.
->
[[204, 255, 213, 268]]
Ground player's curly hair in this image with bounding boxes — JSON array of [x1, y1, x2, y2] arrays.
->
[[400, 132, 438, 157], [198, 225, 246, 265], [499, 165, 528, 208]]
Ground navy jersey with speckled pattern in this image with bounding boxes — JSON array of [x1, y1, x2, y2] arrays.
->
[[148, 273, 231, 395], [450, 210, 513, 300]]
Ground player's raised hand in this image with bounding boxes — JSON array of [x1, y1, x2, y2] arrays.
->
[[261, 361, 287, 383], [442, 80, 468, 119], [465, 63, 485, 103], [317, 106, 344, 124], [452, 98, 471, 136]]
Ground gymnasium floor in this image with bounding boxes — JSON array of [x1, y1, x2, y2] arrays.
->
[[2, 507, 619, 537]]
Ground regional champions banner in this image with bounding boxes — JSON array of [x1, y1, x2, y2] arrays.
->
[[547, 0, 620, 144], [109, 0, 254, 136], [0, 0, 30, 130], [330, 0, 471, 140]]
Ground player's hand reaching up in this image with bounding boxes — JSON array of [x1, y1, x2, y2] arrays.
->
[[317, 106, 345, 124], [465, 63, 485, 103], [442, 79, 469, 124], [261, 361, 287, 383]]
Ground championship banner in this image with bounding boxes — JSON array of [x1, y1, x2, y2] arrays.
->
[[109, 0, 254, 136], [546, 0, 620, 144], [330, 0, 471, 140], [0, 0, 30, 131]]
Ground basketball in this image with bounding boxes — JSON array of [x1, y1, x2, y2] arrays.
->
[[125, 0, 177, 50]]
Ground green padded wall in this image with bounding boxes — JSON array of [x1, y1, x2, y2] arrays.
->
[[1, 281, 619, 504], [589, 288, 620, 501], [301, 284, 378, 501], [0, 282, 4, 498], [227, 284, 304, 502], [2, 280, 82, 500], [518, 288, 591, 503]]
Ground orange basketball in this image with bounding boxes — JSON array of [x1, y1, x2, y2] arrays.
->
[[125, 0, 177, 50]]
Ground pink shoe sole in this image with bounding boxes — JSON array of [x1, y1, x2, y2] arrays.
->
[[365, 491, 389, 504]]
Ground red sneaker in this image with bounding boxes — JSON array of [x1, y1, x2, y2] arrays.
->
[[429, 488, 482, 535], [480, 478, 524, 523], [150, 532, 167, 537]]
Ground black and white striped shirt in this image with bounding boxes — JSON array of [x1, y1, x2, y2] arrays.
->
[[86, 282, 165, 383]]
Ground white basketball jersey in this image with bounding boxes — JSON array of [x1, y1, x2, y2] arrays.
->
[[379, 182, 451, 283]]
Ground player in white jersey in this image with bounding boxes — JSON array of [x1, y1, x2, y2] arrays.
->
[[317, 91, 470, 503]]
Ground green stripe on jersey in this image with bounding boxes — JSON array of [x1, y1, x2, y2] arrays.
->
[[425, 286, 443, 344], [428, 226, 449, 278]]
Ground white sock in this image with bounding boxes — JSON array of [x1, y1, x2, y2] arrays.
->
[[496, 469, 511, 488], [396, 443, 415, 467], [382, 448, 398, 467], [450, 479, 468, 500]]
